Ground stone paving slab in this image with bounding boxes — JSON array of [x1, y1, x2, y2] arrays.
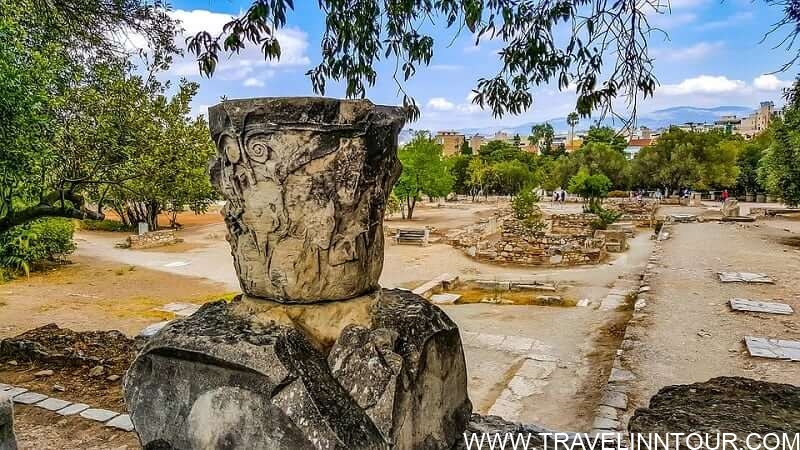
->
[[35, 397, 72, 411], [1, 387, 27, 398], [80, 408, 119, 422], [56, 403, 90, 416], [0, 383, 9, 391], [599, 390, 628, 409], [745, 336, 800, 361], [105, 414, 135, 432], [730, 298, 794, 315], [430, 293, 461, 305], [13, 392, 48, 405], [718, 272, 775, 284]]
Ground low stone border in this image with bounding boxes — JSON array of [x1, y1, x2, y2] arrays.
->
[[589, 222, 671, 437], [0, 383, 133, 432]]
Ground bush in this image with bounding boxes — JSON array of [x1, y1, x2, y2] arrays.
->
[[79, 219, 132, 232], [607, 190, 629, 198], [0, 218, 76, 275], [586, 199, 623, 230], [511, 190, 546, 232]]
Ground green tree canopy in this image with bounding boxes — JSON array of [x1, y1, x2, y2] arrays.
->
[[581, 126, 628, 153], [530, 123, 555, 156], [631, 128, 739, 193], [393, 133, 453, 219]]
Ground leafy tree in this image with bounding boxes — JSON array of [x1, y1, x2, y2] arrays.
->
[[188, 1, 661, 119], [568, 169, 612, 204], [511, 190, 545, 233], [494, 160, 534, 196], [513, 134, 521, 147], [393, 133, 453, 219], [530, 123, 555, 155], [459, 140, 473, 156], [447, 154, 472, 195], [631, 128, 739, 194], [581, 126, 628, 153], [736, 143, 765, 196], [570, 142, 630, 189], [760, 89, 800, 205], [466, 158, 499, 201]]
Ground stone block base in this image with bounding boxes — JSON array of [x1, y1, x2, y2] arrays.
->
[[124, 289, 471, 450]]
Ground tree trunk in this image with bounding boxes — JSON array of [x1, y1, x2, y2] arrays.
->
[[406, 196, 416, 220]]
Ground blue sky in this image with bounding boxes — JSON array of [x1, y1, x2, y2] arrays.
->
[[162, 0, 795, 131]]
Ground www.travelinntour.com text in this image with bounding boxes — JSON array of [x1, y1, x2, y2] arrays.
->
[[462, 432, 800, 450]]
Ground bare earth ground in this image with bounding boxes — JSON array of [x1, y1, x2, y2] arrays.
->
[[620, 206, 800, 426]]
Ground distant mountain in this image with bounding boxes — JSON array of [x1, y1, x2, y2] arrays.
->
[[403, 105, 756, 141]]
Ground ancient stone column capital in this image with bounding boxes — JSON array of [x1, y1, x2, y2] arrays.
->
[[208, 97, 405, 303]]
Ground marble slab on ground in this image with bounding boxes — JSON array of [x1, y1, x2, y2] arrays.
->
[[35, 397, 72, 411], [730, 298, 794, 315], [718, 272, 775, 284], [80, 408, 119, 422], [430, 293, 461, 305], [56, 403, 90, 416], [745, 336, 800, 361], [13, 392, 48, 404], [0, 387, 27, 398], [105, 414, 135, 432]]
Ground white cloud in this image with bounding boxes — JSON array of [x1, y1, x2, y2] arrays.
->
[[660, 75, 747, 95], [753, 74, 792, 91], [648, 12, 697, 30], [427, 97, 455, 111], [243, 77, 265, 88], [128, 9, 311, 81], [654, 42, 723, 62], [696, 11, 754, 31]]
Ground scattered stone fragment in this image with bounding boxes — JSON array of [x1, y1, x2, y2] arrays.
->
[[729, 298, 794, 315], [600, 390, 628, 409], [697, 330, 712, 338], [80, 408, 119, 422], [12, 392, 47, 405], [744, 336, 800, 361], [34, 397, 71, 412], [592, 417, 620, 430], [0, 393, 16, 450], [88, 366, 105, 377], [577, 299, 590, 307], [6, 361, 16, 367], [0, 389, 25, 399], [56, 403, 89, 416], [105, 414, 134, 432], [52, 385, 65, 392], [106, 375, 121, 382], [429, 293, 461, 305], [34, 370, 53, 377], [717, 272, 775, 284], [609, 368, 636, 383]]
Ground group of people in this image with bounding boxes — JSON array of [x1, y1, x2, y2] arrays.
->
[[551, 188, 567, 204]]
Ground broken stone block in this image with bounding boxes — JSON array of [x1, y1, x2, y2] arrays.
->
[[0, 394, 16, 450], [124, 290, 471, 450], [629, 377, 800, 436], [208, 98, 405, 303], [722, 198, 740, 218]]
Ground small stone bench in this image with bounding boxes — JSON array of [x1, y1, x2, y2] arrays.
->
[[395, 228, 429, 246]]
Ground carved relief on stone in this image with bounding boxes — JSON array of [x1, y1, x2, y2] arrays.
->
[[208, 97, 405, 303]]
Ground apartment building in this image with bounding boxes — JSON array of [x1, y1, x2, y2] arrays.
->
[[434, 131, 466, 156]]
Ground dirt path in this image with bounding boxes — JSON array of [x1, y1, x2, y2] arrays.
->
[[620, 212, 800, 426]]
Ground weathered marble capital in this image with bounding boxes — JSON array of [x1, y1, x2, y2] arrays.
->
[[208, 97, 405, 303]]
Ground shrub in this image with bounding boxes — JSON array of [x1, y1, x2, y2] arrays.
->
[[607, 190, 629, 198], [79, 219, 132, 232], [0, 218, 76, 275], [511, 189, 546, 232], [586, 199, 622, 230]]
